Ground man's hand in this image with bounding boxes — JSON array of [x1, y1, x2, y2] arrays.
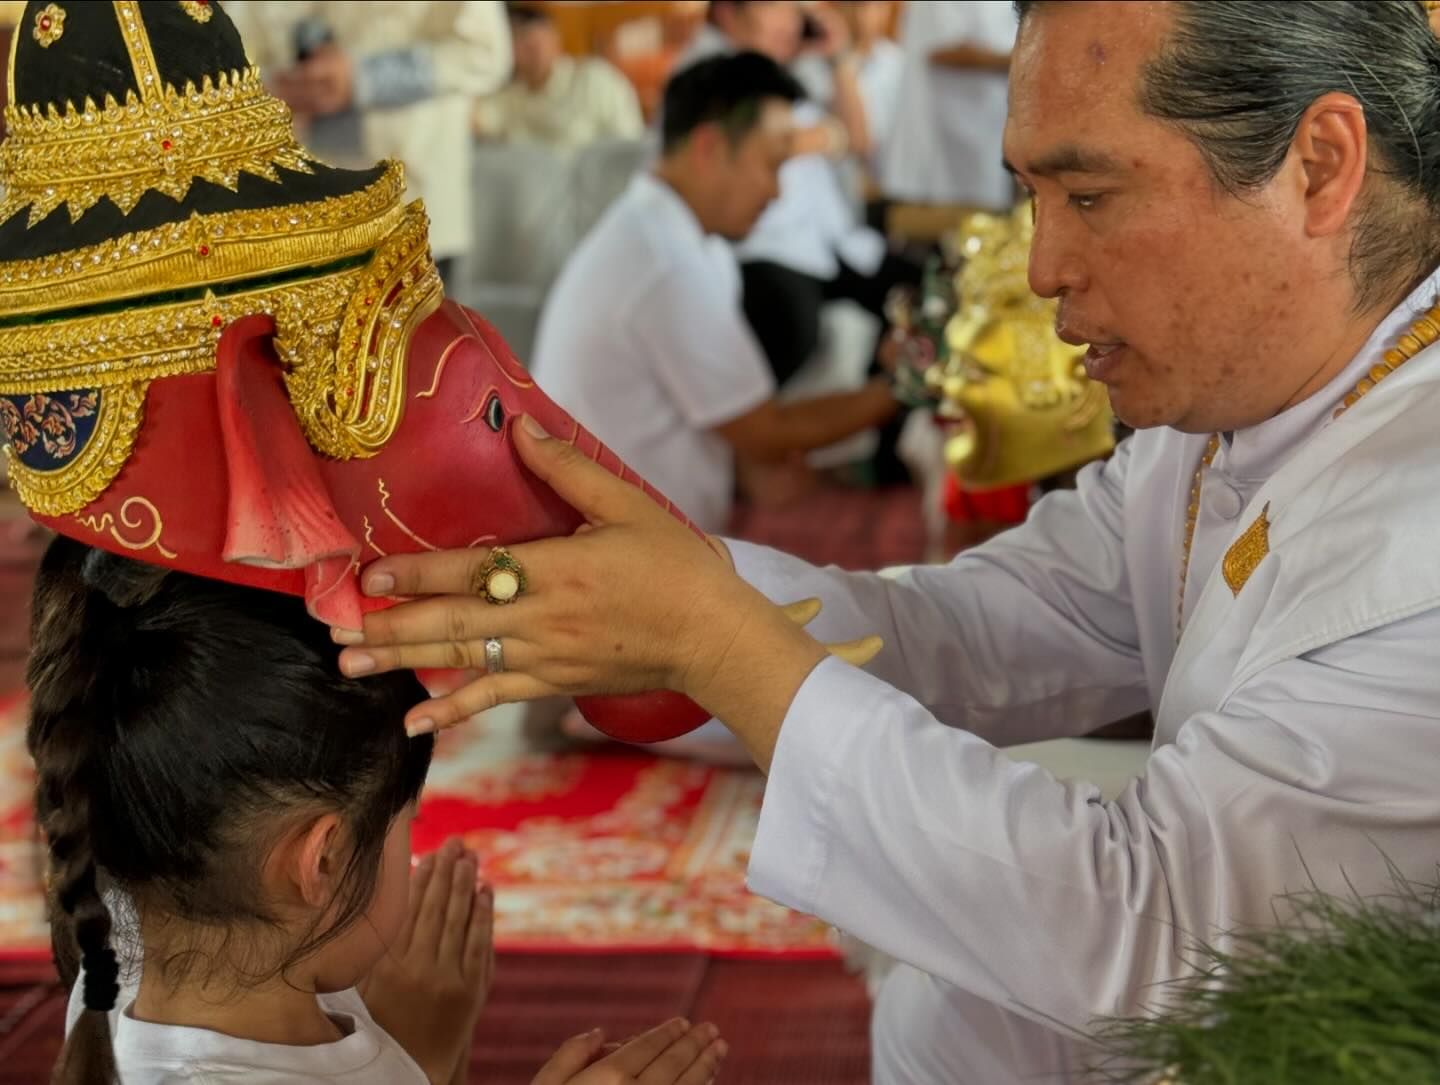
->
[[532, 1019, 727, 1085], [362, 837, 496, 1085]]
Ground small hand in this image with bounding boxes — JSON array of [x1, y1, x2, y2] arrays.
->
[[362, 838, 495, 1085], [531, 1019, 727, 1085]]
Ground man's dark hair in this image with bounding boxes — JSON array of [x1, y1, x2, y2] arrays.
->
[[505, 2, 550, 29], [660, 51, 805, 154], [1015, 0, 1440, 311]]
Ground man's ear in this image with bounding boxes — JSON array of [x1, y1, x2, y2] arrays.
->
[[268, 812, 347, 910], [1292, 91, 1368, 240]]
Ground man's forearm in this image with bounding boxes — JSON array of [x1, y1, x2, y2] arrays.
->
[[770, 379, 899, 458]]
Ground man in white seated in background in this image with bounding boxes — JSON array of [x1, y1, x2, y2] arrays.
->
[[474, 2, 645, 147], [531, 52, 897, 539], [531, 52, 898, 761], [682, 1, 920, 395]]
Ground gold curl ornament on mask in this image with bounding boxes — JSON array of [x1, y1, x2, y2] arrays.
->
[[929, 203, 1116, 491]]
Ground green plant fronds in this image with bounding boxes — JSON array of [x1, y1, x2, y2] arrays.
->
[[1089, 869, 1440, 1085]]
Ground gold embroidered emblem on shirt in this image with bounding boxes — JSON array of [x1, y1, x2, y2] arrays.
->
[[1222, 502, 1270, 597]]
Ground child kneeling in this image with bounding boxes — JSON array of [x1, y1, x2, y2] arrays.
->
[[29, 538, 726, 1084]]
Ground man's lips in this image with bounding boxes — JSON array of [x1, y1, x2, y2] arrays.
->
[[1083, 342, 1126, 382]]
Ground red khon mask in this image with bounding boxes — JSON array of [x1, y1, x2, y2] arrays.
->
[[0, 0, 710, 742]]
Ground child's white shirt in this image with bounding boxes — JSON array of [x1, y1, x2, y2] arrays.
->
[[65, 973, 429, 1083]]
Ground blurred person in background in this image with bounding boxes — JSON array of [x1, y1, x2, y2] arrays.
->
[[792, 1, 904, 181], [882, 0, 1018, 211], [681, 0, 921, 395], [532, 52, 898, 541], [228, 0, 512, 287], [474, 3, 645, 147]]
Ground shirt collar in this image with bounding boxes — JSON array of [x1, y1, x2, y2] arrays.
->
[[629, 171, 709, 250], [1223, 263, 1440, 482]]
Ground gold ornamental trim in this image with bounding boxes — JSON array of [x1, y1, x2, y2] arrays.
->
[[4, 383, 147, 517], [0, 66, 314, 226], [0, 202, 442, 517], [0, 161, 407, 318], [280, 204, 445, 459]]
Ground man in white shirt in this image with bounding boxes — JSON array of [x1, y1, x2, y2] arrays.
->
[[474, 3, 645, 147], [882, 0, 1018, 209], [346, 3, 1440, 1083], [531, 52, 898, 535], [682, 2, 922, 389]]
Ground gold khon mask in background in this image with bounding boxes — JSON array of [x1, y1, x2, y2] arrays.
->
[[936, 203, 1115, 491]]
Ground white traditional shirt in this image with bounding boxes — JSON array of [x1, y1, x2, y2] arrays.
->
[[473, 55, 644, 147], [531, 173, 774, 533], [881, 0, 1018, 207], [676, 26, 885, 279], [731, 265, 1440, 1064]]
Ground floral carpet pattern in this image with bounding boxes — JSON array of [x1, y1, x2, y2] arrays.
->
[[0, 699, 836, 960]]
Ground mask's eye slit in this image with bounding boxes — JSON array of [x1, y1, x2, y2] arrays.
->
[[485, 395, 505, 432]]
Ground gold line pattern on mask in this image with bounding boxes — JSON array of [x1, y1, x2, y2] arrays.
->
[[0, 162, 406, 318], [75, 495, 178, 560]]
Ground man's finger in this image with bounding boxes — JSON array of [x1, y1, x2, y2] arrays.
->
[[360, 546, 502, 600], [351, 594, 520, 649], [513, 415, 645, 528], [341, 634, 538, 681], [403, 672, 564, 736]]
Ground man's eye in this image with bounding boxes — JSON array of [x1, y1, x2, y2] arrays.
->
[[1068, 193, 1104, 211]]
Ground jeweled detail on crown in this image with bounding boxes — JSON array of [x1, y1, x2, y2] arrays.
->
[[0, 67, 314, 226]]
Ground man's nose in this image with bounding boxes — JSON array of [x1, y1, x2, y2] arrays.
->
[[1027, 206, 1086, 300]]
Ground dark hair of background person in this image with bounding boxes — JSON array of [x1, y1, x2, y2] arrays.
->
[[27, 537, 435, 1085], [660, 51, 806, 154]]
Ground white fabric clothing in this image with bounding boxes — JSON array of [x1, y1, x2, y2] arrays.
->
[[229, 1, 512, 260], [793, 40, 906, 177], [65, 981, 426, 1084], [676, 26, 885, 279], [530, 173, 775, 533], [881, 1, 1017, 207], [727, 265, 1440, 1082], [474, 55, 644, 147]]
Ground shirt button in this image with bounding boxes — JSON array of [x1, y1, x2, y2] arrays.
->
[[1207, 480, 1244, 521]]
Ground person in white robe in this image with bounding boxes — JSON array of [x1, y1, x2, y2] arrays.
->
[[333, 3, 1440, 1082]]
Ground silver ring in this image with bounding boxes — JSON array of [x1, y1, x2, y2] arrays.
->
[[483, 637, 504, 675]]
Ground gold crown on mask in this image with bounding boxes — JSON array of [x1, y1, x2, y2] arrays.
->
[[936, 203, 1116, 490], [0, 1, 442, 517]]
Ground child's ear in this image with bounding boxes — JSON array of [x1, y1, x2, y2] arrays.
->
[[270, 813, 346, 909]]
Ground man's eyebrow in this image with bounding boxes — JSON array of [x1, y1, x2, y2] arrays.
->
[[1004, 145, 1125, 178]]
